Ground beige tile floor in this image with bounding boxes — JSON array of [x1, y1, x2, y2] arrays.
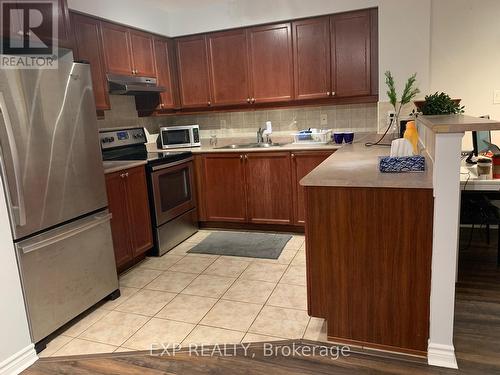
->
[[39, 231, 327, 357]]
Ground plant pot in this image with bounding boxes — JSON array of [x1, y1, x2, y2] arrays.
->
[[414, 99, 461, 113]]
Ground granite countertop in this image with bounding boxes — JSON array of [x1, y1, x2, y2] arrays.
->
[[103, 160, 147, 174], [418, 114, 500, 133], [300, 133, 433, 189], [146, 133, 344, 154]]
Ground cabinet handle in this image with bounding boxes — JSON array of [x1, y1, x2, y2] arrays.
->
[[208, 101, 211, 106], [291, 153, 295, 158], [251, 98, 255, 104], [244, 154, 248, 160], [331, 91, 336, 96], [326, 91, 330, 96], [247, 98, 251, 103], [120, 172, 129, 178], [240, 155, 243, 160], [160, 103, 165, 109]]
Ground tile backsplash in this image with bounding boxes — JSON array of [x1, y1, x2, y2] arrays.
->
[[98, 95, 378, 138]]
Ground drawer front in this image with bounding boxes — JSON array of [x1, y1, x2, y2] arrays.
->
[[16, 211, 118, 342]]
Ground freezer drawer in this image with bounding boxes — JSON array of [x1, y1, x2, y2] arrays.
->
[[15, 210, 119, 343]]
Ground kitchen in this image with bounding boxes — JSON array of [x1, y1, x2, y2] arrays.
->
[[1, 1, 500, 374]]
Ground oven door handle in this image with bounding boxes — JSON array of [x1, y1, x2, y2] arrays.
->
[[150, 157, 193, 171]]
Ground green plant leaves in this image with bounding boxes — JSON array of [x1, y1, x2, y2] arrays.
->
[[421, 92, 465, 115]]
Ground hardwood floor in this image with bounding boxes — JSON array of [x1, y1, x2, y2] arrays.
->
[[22, 228, 500, 374]]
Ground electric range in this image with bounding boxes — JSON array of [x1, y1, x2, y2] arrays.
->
[[99, 127, 198, 256]]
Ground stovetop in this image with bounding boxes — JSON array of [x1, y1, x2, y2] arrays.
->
[[102, 147, 192, 165], [99, 127, 192, 167]]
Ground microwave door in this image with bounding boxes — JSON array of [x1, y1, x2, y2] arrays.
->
[[162, 129, 191, 148]]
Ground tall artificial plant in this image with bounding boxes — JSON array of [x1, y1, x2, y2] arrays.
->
[[365, 72, 419, 147], [385, 71, 420, 121]]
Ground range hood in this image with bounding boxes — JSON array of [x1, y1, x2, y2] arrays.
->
[[107, 74, 165, 95]]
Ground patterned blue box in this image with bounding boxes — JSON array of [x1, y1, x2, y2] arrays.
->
[[379, 155, 425, 173]]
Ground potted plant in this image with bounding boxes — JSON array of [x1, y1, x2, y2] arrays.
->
[[414, 92, 465, 115]]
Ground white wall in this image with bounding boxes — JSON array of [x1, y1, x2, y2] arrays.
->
[[67, 0, 171, 35], [429, 0, 500, 148], [0, 179, 36, 373]]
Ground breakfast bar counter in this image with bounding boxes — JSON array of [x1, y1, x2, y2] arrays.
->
[[300, 133, 434, 357], [300, 134, 433, 189]]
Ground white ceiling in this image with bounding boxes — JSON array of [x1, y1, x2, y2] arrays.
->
[[140, 0, 229, 12]]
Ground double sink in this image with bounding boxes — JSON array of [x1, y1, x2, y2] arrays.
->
[[217, 142, 286, 149]]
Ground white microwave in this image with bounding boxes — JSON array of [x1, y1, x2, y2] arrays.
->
[[158, 125, 201, 149]]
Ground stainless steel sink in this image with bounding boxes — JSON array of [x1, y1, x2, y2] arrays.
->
[[216, 143, 285, 149]]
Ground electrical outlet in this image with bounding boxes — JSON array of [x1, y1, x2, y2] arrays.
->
[[320, 114, 328, 126], [494, 90, 500, 104], [387, 111, 396, 126]]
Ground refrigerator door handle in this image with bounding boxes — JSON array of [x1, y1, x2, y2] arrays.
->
[[18, 212, 112, 254], [0, 92, 26, 226]]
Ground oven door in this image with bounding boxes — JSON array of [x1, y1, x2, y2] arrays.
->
[[150, 159, 196, 225]]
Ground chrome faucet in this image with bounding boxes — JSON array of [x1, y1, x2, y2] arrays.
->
[[257, 127, 264, 144]]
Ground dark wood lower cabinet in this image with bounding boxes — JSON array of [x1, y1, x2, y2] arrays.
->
[[304, 186, 433, 355], [245, 152, 293, 225], [198, 150, 333, 228], [202, 153, 247, 222], [291, 151, 333, 225], [105, 166, 153, 272]]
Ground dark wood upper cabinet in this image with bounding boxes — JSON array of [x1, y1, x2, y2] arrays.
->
[[70, 12, 110, 110], [129, 29, 156, 77], [246, 23, 294, 104], [153, 37, 178, 110], [370, 8, 379, 97], [292, 17, 331, 100], [291, 151, 333, 225], [57, 0, 72, 49], [202, 153, 247, 222], [176, 35, 212, 108], [330, 10, 371, 97], [245, 152, 293, 225], [100, 21, 134, 76], [207, 29, 250, 106]]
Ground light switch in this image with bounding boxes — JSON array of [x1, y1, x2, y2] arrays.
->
[[320, 114, 328, 126], [494, 90, 500, 104]]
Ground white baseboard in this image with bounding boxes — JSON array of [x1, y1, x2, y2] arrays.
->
[[0, 344, 38, 375], [427, 342, 458, 369]]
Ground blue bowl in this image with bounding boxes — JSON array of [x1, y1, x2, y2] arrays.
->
[[333, 133, 344, 144], [344, 132, 354, 144]]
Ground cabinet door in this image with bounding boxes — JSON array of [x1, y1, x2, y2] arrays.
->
[[129, 29, 156, 77], [176, 35, 212, 108], [100, 21, 134, 76], [291, 151, 333, 225], [154, 38, 178, 109], [105, 172, 133, 268], [202, 154, 247, 222], [57, 0, 72, 49], [292, 17, 331, 100], [245, 152, 293, 224], [247, 23, 293, 104], [330, 10, 371, 97], [71, 13, 110, 110], [206, 29, 250, 106], [125, 166, 153, 257]]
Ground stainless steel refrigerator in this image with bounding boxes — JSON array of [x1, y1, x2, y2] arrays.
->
[[0, 50, 119, 348]]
